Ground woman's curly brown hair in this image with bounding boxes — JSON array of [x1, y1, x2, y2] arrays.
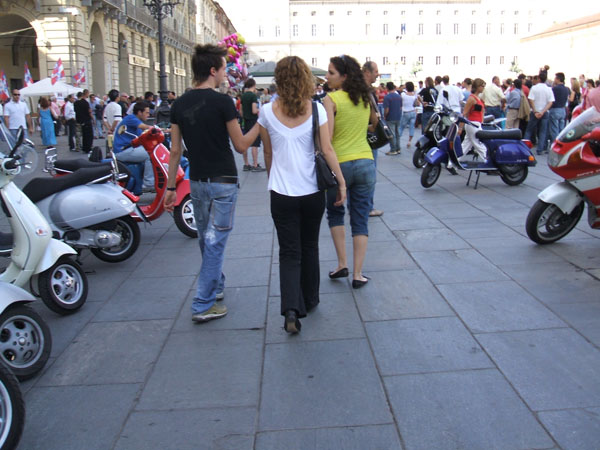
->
[[329, 55, 370, 108], [274, 56, 315, 118]]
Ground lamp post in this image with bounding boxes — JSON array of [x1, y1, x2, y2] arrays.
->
[[143, 0, 180, 124]]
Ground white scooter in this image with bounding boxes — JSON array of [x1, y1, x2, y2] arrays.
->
[[0, 127, 88, 314], [0, 282, 51, 380]]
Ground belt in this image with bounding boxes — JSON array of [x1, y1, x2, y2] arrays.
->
[[197, 176, 238, 184]]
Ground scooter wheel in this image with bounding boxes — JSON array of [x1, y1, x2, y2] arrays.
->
[[173, 194, 198, 238], [499, 164, 528, 186], [526, 199, 584, 244], [421, 163, 441, 188], [90, 215, 141, 263], [38, 256, 88, 315], [0, 361, 25, 450], [0, 304, 52, 380], [412, 145, 427, 169]]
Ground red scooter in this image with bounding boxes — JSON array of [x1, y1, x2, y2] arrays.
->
[[126, 127, 196, 237], [526, 106, 600, 243]]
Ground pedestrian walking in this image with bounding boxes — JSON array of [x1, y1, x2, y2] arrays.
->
[[64, 94, 78, 151], [38, 97, 57, 148], [323, 54, 377, 289], [383, 82, 402, 155], [241, 78, 266, 171], [398, 82, 421, 149], [74, 89, 94, 153], [3, 89, 33, 140], [258, 56, 345, 334], [163, 43, 260, 323]]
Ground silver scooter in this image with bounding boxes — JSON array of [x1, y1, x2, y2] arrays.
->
[[5, 123, 142, 263], [0, 127, 88, 314]]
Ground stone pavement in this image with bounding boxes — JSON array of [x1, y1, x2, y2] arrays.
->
[[2, 131, 600, 450]]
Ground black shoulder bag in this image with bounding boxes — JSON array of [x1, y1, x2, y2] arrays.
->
[[367, 94, 394, 150], [312, 102, 338, 191]]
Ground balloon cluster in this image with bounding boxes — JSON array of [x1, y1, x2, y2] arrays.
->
[[218, 33, 248, 88]]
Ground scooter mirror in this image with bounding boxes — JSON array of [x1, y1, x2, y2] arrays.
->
[[9, 127, 24, 157]]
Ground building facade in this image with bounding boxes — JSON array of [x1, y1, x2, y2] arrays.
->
[[219, 0, 599, 84], [0, 0, 196, 97]]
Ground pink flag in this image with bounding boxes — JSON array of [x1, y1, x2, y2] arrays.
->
[[51, 58, 65, 85], [0, 70, 9, 102], [73, 66, 86, 87], [24, 62, 34, 87]]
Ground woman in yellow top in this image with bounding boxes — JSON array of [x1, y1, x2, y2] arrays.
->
[[323, 54, 378, 289]]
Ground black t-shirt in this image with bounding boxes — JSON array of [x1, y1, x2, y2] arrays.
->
[[551, 84, 569, 109], [170, 88, 238, 180], [419, 87, 438, 112], [74, 99, 91, 124]]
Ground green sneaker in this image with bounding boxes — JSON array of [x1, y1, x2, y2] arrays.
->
[[192, 304, 228, 323]]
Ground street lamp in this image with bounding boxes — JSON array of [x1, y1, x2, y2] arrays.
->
[[143, 0, 180, 124]]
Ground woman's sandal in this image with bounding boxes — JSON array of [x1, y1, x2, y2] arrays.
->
[[329, 267, 349, 279]]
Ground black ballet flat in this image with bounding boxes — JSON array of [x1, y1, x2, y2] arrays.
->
[[329, 267, 349, 279], [352, 276, 371, 289], [284, 310, 301, 334]]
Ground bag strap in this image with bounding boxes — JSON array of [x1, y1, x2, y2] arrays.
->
[[312, 101, 322, 156]]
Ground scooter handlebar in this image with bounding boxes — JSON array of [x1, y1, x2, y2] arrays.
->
[[2, 156, 20, 171]]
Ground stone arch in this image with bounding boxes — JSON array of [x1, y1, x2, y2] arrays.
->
[[147, 43, 156, 93], [90, 22, 105, 95], [118, 32, 130, 94], [0, 13, 41, 89]]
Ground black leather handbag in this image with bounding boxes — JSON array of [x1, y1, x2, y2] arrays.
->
[[367, 94, 394, 150], [312, 102, 337, 191]]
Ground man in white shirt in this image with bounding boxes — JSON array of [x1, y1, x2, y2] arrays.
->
[[481, 76, 506, 120], [436, 75, 462, 113], [4, 89, 33, 140], [63, 94, 78, 151], [103, 89, 123, 152], [525, 72, 555, 155]]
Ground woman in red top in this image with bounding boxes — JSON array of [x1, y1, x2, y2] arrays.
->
[[459, 78, 488, 162]]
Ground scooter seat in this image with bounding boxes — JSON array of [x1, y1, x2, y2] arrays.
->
[[23, 167, 112, 204], [54, 159, 110, 172], [475, 129, 522, 140]]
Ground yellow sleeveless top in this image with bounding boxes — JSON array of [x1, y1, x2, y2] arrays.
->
[[328, 90, 373, 163]]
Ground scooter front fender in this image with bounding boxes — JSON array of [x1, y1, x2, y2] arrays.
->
[[175, 179, 191, 205], [538, 182, 583, 215], [0, 283, 35, 311], [424, 147, 448, 166], [416, 135, 429, 149], [34, 238, 77, 275]]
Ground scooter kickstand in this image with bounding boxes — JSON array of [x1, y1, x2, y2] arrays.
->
[[474, 171, 481, 189], [466, 170, 473, 187]]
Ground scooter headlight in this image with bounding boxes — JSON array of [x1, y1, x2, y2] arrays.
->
[[449, 112, 459, 123], [547, 150, 562, 167], [433, 105, 442, 113]]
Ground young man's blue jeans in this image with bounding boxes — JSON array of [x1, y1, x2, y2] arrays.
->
[[525, 111, 549, 153], [190, 180, 238, 314], [548, 107, 566, 146], [387, 119, 401, 152], [115, 146, 154, 188]]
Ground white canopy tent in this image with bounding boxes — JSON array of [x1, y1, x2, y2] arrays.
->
[[19, 78, 82, 98]]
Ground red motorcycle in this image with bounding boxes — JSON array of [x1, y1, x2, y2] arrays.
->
[[45, 127, 197, 238], [526, 106, 600, 243]]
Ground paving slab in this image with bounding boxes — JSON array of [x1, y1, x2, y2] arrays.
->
[[545, 239, 600, 269], [115, 407, 256, 450], [394, 228, 471, 252], [231, 214, 274, 234], [467, 236, 565, 265], [265, 293, 365, 343], [381, 209, 442, 231], [366, 317, 493, 375], [538, 407, 600, 450], [82, 269, 131, 303], [225, 232, 273, 259], [361, 239, 417, 271], [411, 249, 509, 284], [19, 384, 141, 450], [130, 245, 201, 278], [259, 339, 392, 431], [172, 286, 268, 332], [477, 328, 600, 410], [548, 302, 600, 347], [222, 256, 271, 287], [93, 275, 194, 322], [78, 243, 152, 274], [38, 320, 171, 386], [385, 369, 554, 450], [352, 269, 453, 321], [438, 281, 567, 333], [442, 216, 522, 239], [423, 201, 486, 219], [255, 424, 402, 450], [137, 329, 263, 410]]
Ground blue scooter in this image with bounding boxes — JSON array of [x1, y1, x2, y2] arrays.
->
[[420, 113, 537, 189]]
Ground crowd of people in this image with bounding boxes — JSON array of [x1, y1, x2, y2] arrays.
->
[[3, 53, 599, 335]]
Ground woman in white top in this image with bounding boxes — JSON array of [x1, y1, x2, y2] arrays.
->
[[259, 56, 346, 334], [398, 82, 421, 149]]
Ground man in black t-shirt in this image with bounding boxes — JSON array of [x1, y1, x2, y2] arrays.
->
[[240, 78, 265, 171], [164, 44, 260, 324], [74, 89, 93, 153]]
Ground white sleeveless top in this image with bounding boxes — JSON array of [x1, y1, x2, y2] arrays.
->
[[258, 102, 327, 197]]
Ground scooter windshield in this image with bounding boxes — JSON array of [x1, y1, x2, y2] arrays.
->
[[557, 106, 600, 143]]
